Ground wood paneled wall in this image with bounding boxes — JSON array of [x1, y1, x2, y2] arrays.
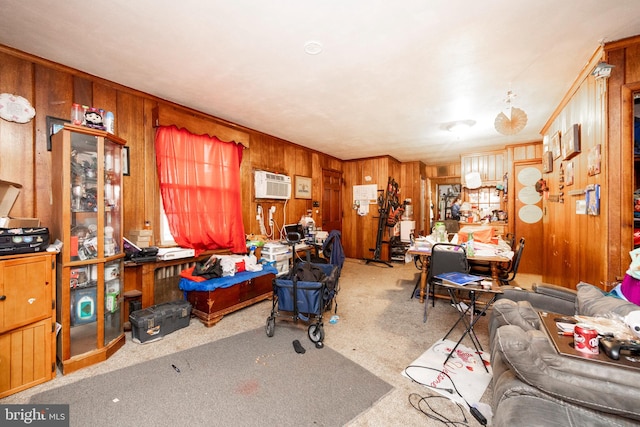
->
[[0, 45, 343, 252], [538, 35, 640, 289], [400, 161, 427, 235], [341, 156, 404, 260], [0, 43, 551, 263], [241, 130, 342, 243], [605, 36, 640, 284], [540, 71, 607, 288]]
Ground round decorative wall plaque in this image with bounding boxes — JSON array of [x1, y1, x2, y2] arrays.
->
[[0, 93, 36, 123]]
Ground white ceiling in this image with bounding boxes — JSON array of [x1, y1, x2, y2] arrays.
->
[[2, 1, 640, 163]]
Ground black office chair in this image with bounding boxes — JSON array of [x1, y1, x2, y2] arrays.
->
[[504, 233, 516, 249], [469, 236, 525, 285], [498, 237, 525, 285], [423, 243, 469, 321]]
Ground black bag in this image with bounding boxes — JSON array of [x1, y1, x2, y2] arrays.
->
[[292, 263, 326, 282], [192, 257, 223, 280]]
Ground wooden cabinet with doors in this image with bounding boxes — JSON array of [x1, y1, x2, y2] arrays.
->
[[51, 125, 126, 374], [0, 252, 56, 398], [461, 151, 505, 187]]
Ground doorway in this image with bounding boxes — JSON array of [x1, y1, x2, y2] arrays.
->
[[321, 169, 342, 234], [513, 160, 543, 274], [435, 184, 461, 221]]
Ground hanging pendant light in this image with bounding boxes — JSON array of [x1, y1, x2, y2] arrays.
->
[[494, 90, 527, 135]]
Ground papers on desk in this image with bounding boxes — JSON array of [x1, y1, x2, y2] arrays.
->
[[435, 272, 485, 286], [472, 242, 514, 259]]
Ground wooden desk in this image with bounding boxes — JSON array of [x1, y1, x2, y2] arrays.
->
[[407, 245, 511, 303], [407, 247, 432, 303]]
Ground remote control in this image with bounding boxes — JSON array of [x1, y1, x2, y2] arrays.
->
[[599, 336, 640, 360]]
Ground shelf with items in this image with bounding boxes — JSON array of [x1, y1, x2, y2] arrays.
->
[[51, 124, 126, 374]]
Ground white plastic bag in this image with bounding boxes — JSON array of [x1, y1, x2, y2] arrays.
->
[[626, 247, 640, 280]]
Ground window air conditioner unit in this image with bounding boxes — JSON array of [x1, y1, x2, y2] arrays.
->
[[254, 170, 291, 200]]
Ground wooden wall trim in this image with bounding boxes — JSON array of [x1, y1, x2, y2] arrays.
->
[[604, 34, 640, 52], [151, 105, 250, 146], [344, 154, 401, 163]]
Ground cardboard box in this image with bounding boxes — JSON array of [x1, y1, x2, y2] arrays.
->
[[0, 180, 40, 227], [129, 229, 153, 237], [129, 235, 151, 243]]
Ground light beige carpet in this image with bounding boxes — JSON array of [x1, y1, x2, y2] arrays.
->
[[2, 258, 541, 426]]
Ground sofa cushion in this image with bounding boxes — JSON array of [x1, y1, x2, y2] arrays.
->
[[495, 324, 640, 421], [493, 394, 639, 427], [576, 282, 639, 317]]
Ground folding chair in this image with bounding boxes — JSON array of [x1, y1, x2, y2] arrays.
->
[[424, 243, 469, 322]]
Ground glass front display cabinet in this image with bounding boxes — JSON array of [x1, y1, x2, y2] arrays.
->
[[51, 124, 126, 374]]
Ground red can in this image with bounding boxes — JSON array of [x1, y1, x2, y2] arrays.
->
[[574, 324, 599, 354]]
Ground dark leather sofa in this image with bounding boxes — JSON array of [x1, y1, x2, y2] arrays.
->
[[489, 282, 640, 426]]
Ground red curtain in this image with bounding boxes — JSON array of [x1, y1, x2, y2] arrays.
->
[[155, 125, 246, 254]]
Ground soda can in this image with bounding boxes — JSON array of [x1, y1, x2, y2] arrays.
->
[[574, 323, 599, 354]]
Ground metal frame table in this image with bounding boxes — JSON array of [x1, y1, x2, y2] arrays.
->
[[438, 280, 503, 372]]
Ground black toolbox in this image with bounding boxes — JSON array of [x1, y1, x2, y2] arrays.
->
[[0, 227, 49, 255], [129, 299, 192, 344]]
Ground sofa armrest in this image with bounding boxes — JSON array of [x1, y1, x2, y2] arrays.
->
[[576, 282, 640, 317], [532, 283, 577, 302], [495, 324, 640, 421], [497, 283, 576, 316], [490, 299, 540, 342]]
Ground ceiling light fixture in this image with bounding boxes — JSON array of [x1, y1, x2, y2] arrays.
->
[[591, 61, 615, 79], [494, 90, 527, 136], [445, 119, 476, 133], [304, 41, 323, 55]]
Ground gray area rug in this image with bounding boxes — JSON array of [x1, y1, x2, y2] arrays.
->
[[31, 326, 392, 427]]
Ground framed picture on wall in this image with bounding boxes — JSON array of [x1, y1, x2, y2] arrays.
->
[[586, 184, 600, 216], [46, 116, 70, 151], [122, 146, 130, 176], [542, 151, 553, 173], [588, 144, 601, 176], [565, 161, 574, 185], [562, 124, 581, 160], [294, 175, 312, 199], [551, 131, 562, 159]]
